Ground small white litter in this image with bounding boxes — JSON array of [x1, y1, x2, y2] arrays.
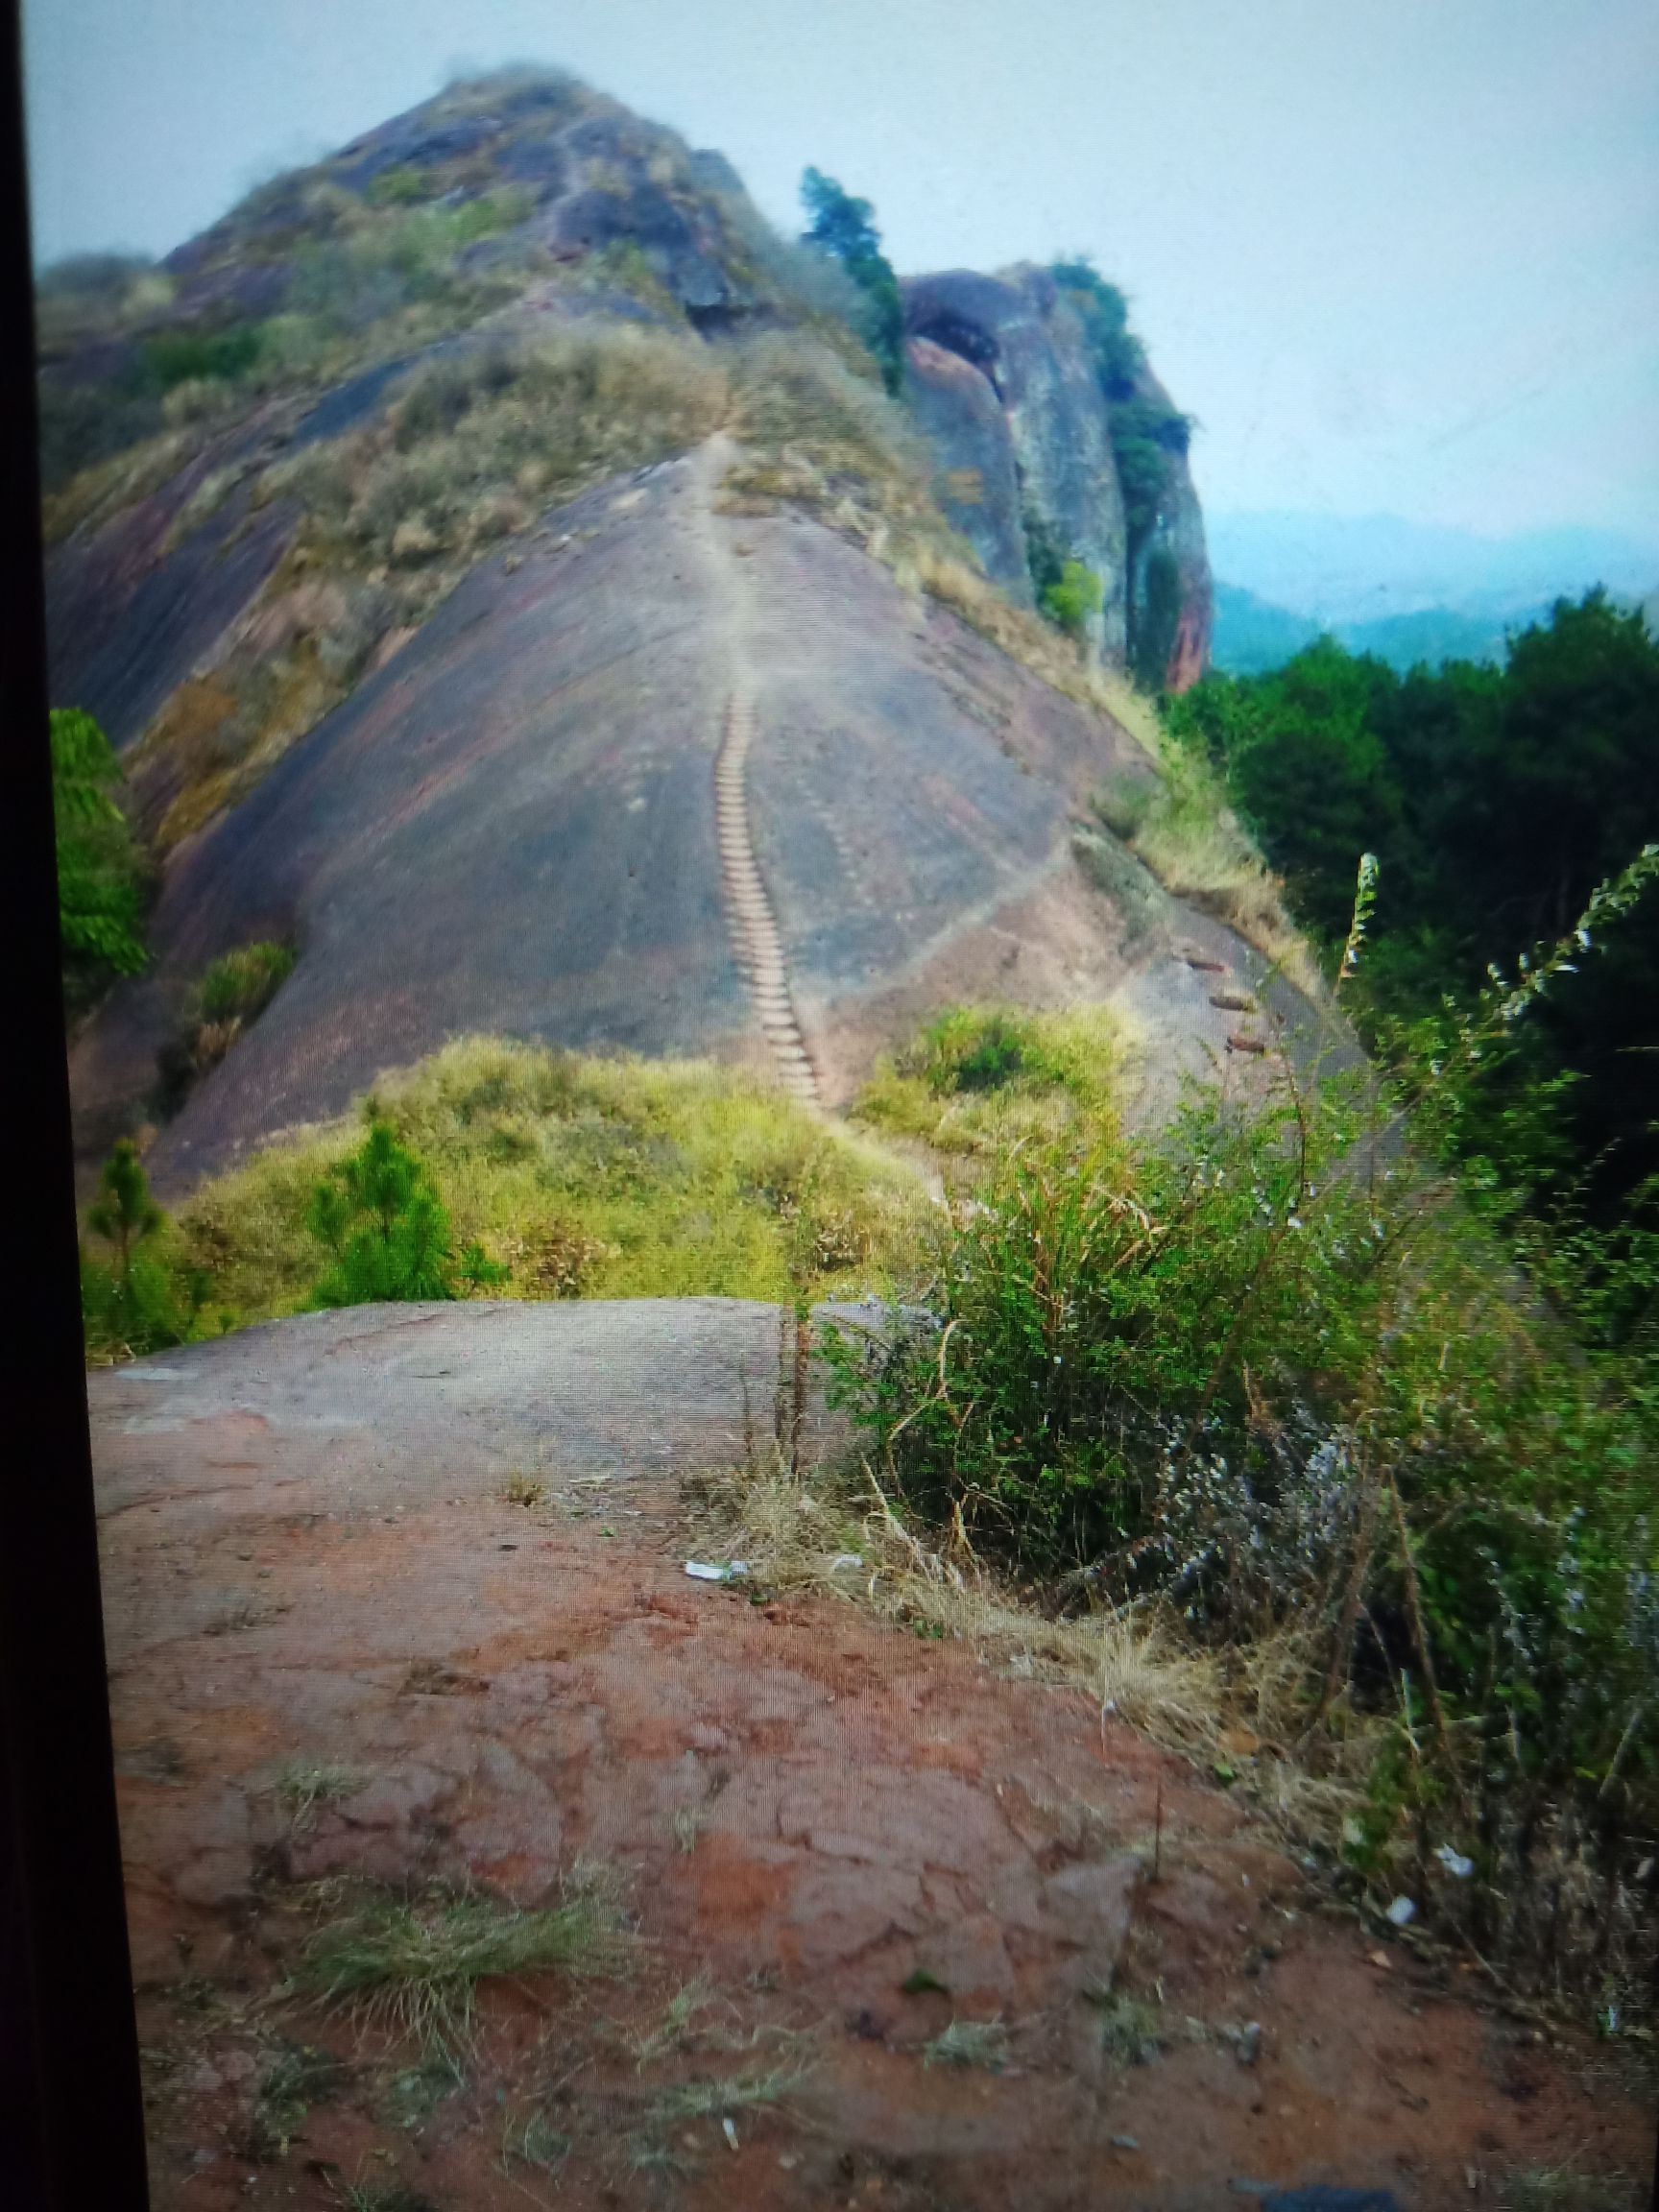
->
[[1435, 1844, 1475, 1879], [830, 1553, 865, 1572], [1385, 1895, 1417, 1927], [722, 2116, 739, 2152], [684, 1560, 749, 1583]]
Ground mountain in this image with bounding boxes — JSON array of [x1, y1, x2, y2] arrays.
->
[[43, 70, 1261, 1192], [1207, 511, 1659, 631], [1211, 580, 1553, 676]]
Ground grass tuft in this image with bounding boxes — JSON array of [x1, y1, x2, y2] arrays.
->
[[274, 1760, 364, 1835], [922, 2016, 1009, 2070], [296, 1877, 632, 2055]]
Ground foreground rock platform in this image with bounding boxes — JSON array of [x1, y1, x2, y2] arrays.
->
[[89, 1309, 1650, 2209]]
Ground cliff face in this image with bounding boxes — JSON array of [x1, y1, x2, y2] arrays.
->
[[901, 266, 1211, 688]]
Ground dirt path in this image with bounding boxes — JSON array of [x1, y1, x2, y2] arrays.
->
[[90, 1315, 1649, 2211], [698, 434, 821, 1106]]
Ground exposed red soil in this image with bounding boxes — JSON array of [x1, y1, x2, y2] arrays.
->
[[100, 1434, 1650, 2209]]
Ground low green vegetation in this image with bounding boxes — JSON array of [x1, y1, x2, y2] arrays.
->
[[156, 940, 296, 1107], [50, 707, 150, 1009], [79, 1141, 201, 1361], [83, 1037, 930, 1350], [827, 881, 1659, 2026], [854, 1005, 1123, 1161], [296, 1876, 631, 2056], [307, 1119, 509, 1306], [1049, 258, 1195, 684]]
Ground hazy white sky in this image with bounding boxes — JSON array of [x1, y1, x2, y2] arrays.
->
[[21, 0, 1659, 540]]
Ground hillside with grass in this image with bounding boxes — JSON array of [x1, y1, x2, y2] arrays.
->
[[47, 68, 1659, 2151], [43, 68, 1271, 1203]]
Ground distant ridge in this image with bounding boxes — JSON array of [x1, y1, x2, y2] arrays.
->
[[1208, 511, 1659, 630]]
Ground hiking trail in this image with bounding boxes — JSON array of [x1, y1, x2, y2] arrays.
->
[[696, 433, 821, 1107]]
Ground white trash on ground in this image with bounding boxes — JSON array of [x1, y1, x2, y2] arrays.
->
[[685, 1560, 750, 1582]]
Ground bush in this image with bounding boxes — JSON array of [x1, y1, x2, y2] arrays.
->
[[142, 324, 263, 391], [80, 1141, 193, 1359], [169, 1038, 930, 1329], [799, 168, 905, 395], [51, 707, 150, 1009], [1131, 547, 1182, 693], [306, 1120, 508, 1308], [829, 902, 1659, 2023], [1041, 559, 1104, 639], [198, 941, 296, 1025], [155, 940, 297, 1110], [856, 1007, 1123, 1162]]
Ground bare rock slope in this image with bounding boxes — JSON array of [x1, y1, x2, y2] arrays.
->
[[74, 435, 1276, 1193]]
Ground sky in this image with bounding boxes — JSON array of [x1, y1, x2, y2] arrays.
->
[[20, 0, 1659, 546]]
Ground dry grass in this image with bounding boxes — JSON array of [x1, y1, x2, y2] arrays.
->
[[922, 2017, 1009, 2070], [130, 323, 730, 847], [295, 1871, 632, 2055], [697, 1434, 1385, 1862], [695, 1445, 1226, 1765], [267, 324, 727, 578], [169, 1034, 933, 1327]]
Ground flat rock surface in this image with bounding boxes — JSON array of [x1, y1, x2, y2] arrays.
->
[[89, 1310, 1649, 2209]]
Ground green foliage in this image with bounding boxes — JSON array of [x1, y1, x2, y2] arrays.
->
[[1166, 593, 1659, 1230], [857, 1006, 1123, 1159], [830, 874, 1659, 2017], [1049, 259, 1193, 662], [306, 1119, 509, 1308], [176, 1039, 929, 1328], [1131, 547, 1183, 691], [831, 1035, 1659, 2008], [142, 324, 263, 391], [50, 707, 149, 1005], [198, 941, 296, 1024], [80, 1141, 193, 1359], [1041, 559, 1105, 639], [800, 167, 904, 395], [1049, 258, 1143, 394], [1022, 505, 1067, 604], [366, 164, 435, 207]]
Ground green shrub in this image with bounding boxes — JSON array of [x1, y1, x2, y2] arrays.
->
[[306, 1119, 509, 1308], [829, 891, 1659, 2021], [366, 165, 434, 207], [80, 1141, 191, 1358], [50, 707, 149, 1007], [171, 1038, 930, 1327], [1131, 547, 1183, 692], [143, 324, 263, 391], [1041, 559, 1104, 639], [858, 1007, 1123, 1161], [198, 941, 295, 1024]]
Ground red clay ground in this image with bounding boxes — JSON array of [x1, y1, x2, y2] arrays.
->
[[92, 1317, 1651, 2212]]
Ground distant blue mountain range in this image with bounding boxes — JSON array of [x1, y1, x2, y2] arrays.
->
[[1211, 584, 1556, 676], [1207, 512, 1659, 676]]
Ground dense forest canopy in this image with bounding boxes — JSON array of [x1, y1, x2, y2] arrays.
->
[[1167, 591, 1659, 1238]]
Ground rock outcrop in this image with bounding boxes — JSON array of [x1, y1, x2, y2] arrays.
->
[[46, 72, 1238, 1188], [902, 265, 1212, 688]]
